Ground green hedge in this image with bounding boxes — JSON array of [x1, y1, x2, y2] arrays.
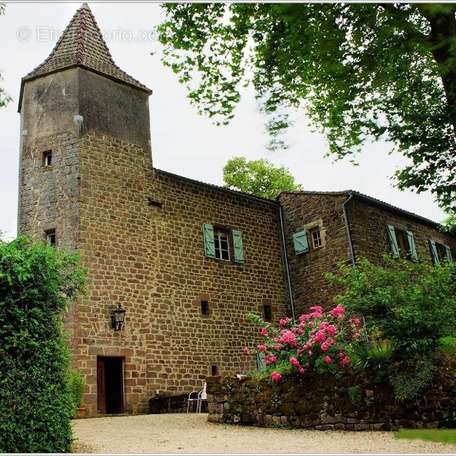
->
[[0, 236, 85, 452]]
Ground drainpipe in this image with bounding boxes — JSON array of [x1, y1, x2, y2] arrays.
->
[[342, 192, 356, 268], [278, 201, 296, 321]]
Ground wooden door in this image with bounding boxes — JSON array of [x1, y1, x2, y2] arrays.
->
[[97, 357, 106, 414]]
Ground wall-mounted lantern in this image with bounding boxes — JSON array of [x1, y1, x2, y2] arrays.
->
[[111, 303, 126, 331]]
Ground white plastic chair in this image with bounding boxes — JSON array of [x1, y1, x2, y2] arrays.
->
[[186, 382, 207, 413]]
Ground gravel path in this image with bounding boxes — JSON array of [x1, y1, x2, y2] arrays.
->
[[72, 413, 456, 454]]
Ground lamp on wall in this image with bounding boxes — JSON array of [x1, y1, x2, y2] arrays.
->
[[111, 303, 126, 331]]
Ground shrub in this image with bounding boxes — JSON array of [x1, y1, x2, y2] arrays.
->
[[68, 369, 86, 412], [0, 236, 86, 452], [327, 255, 456, 399], [244, 304, 365, 381]]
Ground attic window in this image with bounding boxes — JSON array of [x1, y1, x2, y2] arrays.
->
[[43, 150, 52, 167]]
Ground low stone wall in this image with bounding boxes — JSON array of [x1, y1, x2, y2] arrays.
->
[[206, 366, 455, 431]]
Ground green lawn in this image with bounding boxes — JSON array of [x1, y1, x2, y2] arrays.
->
[[395, 429, 456, 445]]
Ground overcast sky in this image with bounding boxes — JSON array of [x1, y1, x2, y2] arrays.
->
[[0, 2, 448, 240]]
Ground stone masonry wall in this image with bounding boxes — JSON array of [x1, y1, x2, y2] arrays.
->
[[74, 132, 290, 416], [346, 197, 456, 265], [279, 192, 456, 315], [207, 365, 456, 430], [279, 192, 351, 314]]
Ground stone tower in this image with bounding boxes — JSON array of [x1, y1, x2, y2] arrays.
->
[[18, 4, 291, 416], [18, 4, 157, 415]]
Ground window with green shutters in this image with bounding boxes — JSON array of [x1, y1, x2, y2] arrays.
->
[[429, 239, 452, 264], [386, 225, 417, 261], [202, 224, 244, 263], [293, 230, 309, 254]]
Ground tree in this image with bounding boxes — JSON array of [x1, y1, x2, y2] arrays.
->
[[327, 255, 456, 399], [223, 156, 302, 199], [0, 3, 11, 108], [157, 3, 456, 209], [0, 236, 86, 452]]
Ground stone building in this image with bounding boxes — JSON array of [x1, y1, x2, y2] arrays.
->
[[17, 4, 456, 416]]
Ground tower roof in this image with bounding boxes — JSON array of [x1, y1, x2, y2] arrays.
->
[[20, 3, 151, 102]]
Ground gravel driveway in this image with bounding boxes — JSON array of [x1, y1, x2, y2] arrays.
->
[[72, 413, 456, 454]]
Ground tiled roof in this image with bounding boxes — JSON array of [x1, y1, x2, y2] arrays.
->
[[21, 3, 151, 94]]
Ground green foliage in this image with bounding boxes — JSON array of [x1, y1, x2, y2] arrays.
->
[[68, 369, 86, 411], [389, 359, 435, 401], [0, 236, 86, 452], [223, 156, 302, 199], [327, 255, 456, 399], [395, 429, 456, 445], [158, 3, 456, 210], [440, 210, 456, 234]]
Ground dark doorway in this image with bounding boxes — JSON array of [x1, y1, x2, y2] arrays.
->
[[97, 356, 124, 414]]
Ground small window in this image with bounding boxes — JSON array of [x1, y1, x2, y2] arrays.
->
[[387, 225, 417, 261], [214, 229, 230, 261], [210, 365, 218, 376], [310, 227, 322, 249], [263, 304, 272, 322], [201, 300, 210, 317], [42, 150, 52, 167], [46, 229, 56, 247], [202, 224, 244, 263], [429, 240, 452, 264]]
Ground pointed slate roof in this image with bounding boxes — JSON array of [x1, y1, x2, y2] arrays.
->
[[20, 3, 151, 103]]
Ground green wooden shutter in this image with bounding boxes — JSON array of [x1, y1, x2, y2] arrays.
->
[[444, 245, 453, 262], [232, 230, 244, 264], [293, 230, 309, 254], [387, 225, 399, 258], [202, 224, 216, 258], [429, 239, 439, 264], [406, 231, 418, 261]]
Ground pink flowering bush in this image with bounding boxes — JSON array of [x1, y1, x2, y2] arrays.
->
[[245, 305, 365, 382]]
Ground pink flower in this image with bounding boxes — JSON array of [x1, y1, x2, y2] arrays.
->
[[308, 350, 313, 356], [337, 351, 344, 359], [260, 327, 268, 337], [290, 357, 300, 367], [326, 337, 335, 346], [354, 332, 361, 339], [310, 306, 323, 318], [279, 318, 291, 327], [298, 329, 305, 335], [308, 321, 314, 328], [313, 330, 326, 343], [330, 304, 345, 318], [265, 354, 277, 365], [324, 356, 332, 364], [340, 356, 351, 366], [270, 372, 282, 382], [326, 324, 337, 336], [298, 367, 305, 375], [350, 317, 361, 325], [242, 347, 250, 355], [319, 321, 328, 329], [257, 344, 267, 352], [282, 330, 296, 344], [321, 342, 330, 351], [299, 314, 311, 321]]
